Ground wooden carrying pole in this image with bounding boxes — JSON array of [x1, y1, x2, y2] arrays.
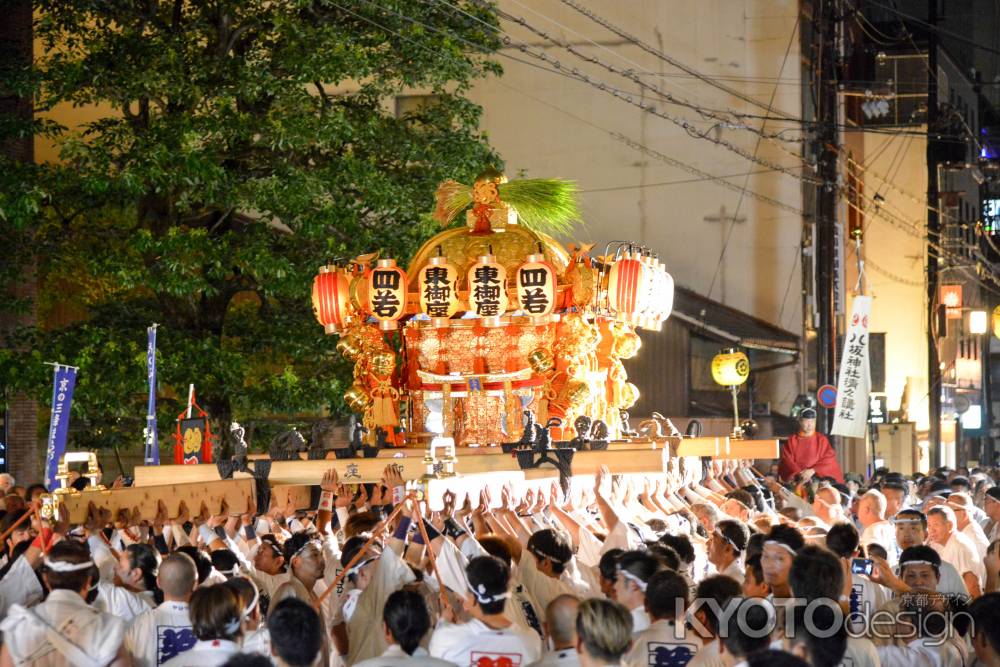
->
[[317, 498, 410, 605]]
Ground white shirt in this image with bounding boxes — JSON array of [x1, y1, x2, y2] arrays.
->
[[960, 521, 989, 559], [720, 560, 745, 584], [936, 561, 970, 597], [355, 644, 457, 667], [345, 547, 417, 665], [876, 637, 942, 667], [631, 606, 651, 635], [686, 638, 723, 667], [0, 588, 126, 667], [518, 552, 592, 617], [94, 581, 154, 623], [861, 520, 898, 565], [932, 532, 985, 588], [242, 627, 271, 657], [847, 574, 888, 634], [840, 636, 881, 667], [429, 618, 543, 667], [0, 555, 43, 619], [624, 619, 700, 667], [125, 600, 195, 667], [160, 639, 240, 667], [529, 647, 582, 667]]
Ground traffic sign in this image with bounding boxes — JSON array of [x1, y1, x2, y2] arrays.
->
[[817, 384, 838, 409]]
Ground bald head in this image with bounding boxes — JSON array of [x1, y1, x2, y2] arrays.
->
[[158, 552, 198, 600], [546, 594, 580, 650]]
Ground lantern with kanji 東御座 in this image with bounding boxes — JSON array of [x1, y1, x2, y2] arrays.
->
[[607, 249, 648, 325], [467, 249, 508, 326], [418, 254, 460, 328], [367, 259, 408, 330], [515, 249, 557, 324], [311, 265, 351, 334]]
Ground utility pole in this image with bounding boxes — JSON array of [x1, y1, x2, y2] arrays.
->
[[926, 1, 941, 466], [815, 0, 840, 435]]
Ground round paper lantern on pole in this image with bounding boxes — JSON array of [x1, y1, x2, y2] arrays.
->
[[312, 265, 351, 334], [418, 253, 460, 328], [467, 248, 508, 326], [607, 249, 648, 324], [366, 258, 408, 330], [712, 348, 750, 436], [515, 248, 557, 324]]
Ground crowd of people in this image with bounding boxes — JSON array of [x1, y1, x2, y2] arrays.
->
[[2, 430, 1000, 667]]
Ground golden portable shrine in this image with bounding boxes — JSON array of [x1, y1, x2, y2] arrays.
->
[[311, 169, 674, 448]]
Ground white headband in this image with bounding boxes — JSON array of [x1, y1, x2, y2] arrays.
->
[[469, 582, 511, 605], [900, 560, 937, 568], [893, 517, 923, 524], [714, 529, 741, 552], [241, 580, 260, 621], [347, 557, 377, 577], [617, 568, 648, 592], [764, 540, 797, 557], [43, 558, 94, 573]]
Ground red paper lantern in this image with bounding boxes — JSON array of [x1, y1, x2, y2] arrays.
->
[[607, 251, 648, 323], [516, 252, 557, 323], [312, 265, 351, 334], [367, 259, 408, 330]]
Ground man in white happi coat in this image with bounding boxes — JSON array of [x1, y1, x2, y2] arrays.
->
[[946, 493, 990, 558], [858, 489, 898, 565], [94, 542, 157, 622], [430, 555, 542, 667], [625, 570, 699, 667], [706, 520, 748, 584], [575, 598, 635, 667], [354, 589, 455, 667], [125, 552, 199, 667], [529, 594, 582, 667], [161, 585, 243, 667], [892, 509, 969, 597], [0, 541, 129, 667], [927, 505, 984, 597]]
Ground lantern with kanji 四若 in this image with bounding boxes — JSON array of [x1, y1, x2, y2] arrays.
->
[[366, 259, 408, 330], [418, 253, 460, 327], [312, 265, 351, 334], [607, 250, 648, 324], [516, 249, 557, 324], [467, 249, 508, 325]]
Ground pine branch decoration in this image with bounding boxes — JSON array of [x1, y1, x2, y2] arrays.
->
[[432, 176, 580, 236]]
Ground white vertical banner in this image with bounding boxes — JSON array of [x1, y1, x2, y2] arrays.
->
[[832, 296, 872, 438]]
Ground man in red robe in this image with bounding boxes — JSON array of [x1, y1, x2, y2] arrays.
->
[[778, 408, 844, 483]]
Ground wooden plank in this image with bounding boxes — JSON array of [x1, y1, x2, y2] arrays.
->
[[722, 438, 780, 459], [570, 448, 668, 476], [674, 437, 724, 457], [57, 478, 255, 524]]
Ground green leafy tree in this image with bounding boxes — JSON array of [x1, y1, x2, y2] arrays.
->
[[0, 1, 502, 457]]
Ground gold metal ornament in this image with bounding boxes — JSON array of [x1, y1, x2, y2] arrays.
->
[[619, 382, 640, 410], [336, 334, 362, 360], [369, 351, 396, 377], [613, 329, 642, 359], [563, 380, 590, 408], [528, 348, 555, 374], [344, 383, 372, 412]]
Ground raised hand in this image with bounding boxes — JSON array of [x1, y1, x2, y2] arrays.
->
[[442, 490, 456, 518], [321, 468, 340, 492]]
